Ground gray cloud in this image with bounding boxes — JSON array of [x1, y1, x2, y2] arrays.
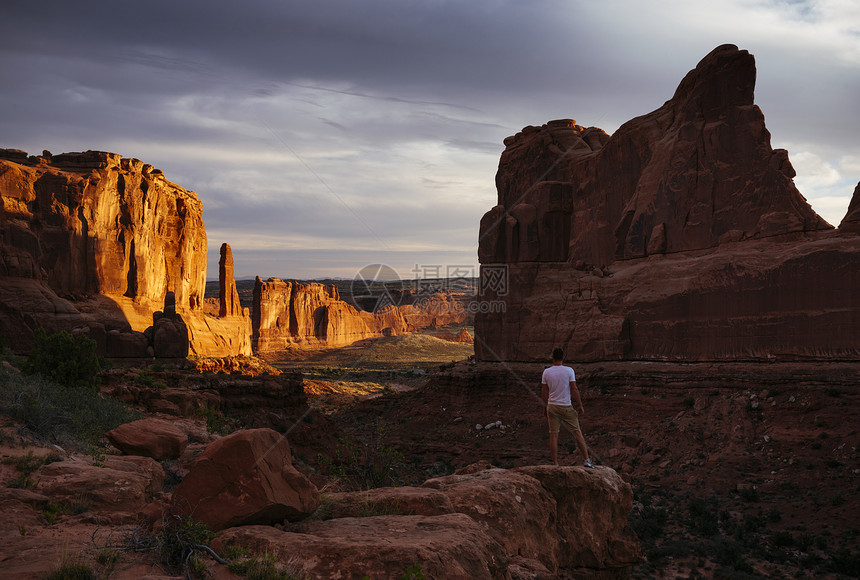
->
[[2, 0, 858, 278]]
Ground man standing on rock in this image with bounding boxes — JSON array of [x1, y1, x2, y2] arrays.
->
[[541, 347, 594, 468]]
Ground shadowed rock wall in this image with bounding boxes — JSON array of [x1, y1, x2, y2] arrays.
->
[[475, 45, 860, 362]]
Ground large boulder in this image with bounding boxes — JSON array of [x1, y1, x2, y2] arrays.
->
[[516, 465, 641, 575], [106, 417, 188, 460], [218, 514, 511, 580], [36, 455, 164, 514], [172, 428, 320, 531], [422, 467, 559, 573], [216, 464, 641, 578]]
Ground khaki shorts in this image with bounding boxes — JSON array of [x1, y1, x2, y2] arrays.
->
[[547, 404, 581, 434]]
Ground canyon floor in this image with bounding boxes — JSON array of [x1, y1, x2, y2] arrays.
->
[[1, 330, 858, 579], [268, 333, 860, 579]]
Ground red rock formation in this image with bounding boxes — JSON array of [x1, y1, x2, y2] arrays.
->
[[0, 149, 251, 357], [106, 417, 188, 460], [839, 182, 860, 232], [480, 45, 830, 269], [219, 242, 242, 317], [252, 277, 409, 350], [400, 292, 470, 329], [475, 45, 860, 362], [217, 463, 640, 578], [172, 428, 320, 531], [35, 455, 164, 514]]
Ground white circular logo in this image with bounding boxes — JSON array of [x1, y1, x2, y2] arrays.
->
[[348, 264, 404, 312]]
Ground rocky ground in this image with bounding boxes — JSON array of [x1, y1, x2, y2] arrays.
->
[[288, 346, 860, 579], [0, 331, 858, 579]]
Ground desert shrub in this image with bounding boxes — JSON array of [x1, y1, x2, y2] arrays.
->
[[687, 497, 719, 537], [306, 495, 335, 521], [739, 486, 759, 502], [22, 329, 102, 391], [0, 364, 139, 448], [827, 548, 860, 576], [316, 432, 406, 490], [43, 502, 65, 525], [401, 563, 425, 580], [228, 551, 294, 579], [770, 530, 794, 547], [198, 406, 245, 436], [96, 548, 119, 567], [713, 537, 754, 573], [3, 449, 63, 489], [45, 561, 96, 580], [630, 505, 668, 542], [124, 515, 222, 577]]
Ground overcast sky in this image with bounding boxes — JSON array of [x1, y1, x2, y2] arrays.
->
[[2, 0, 858, 280]]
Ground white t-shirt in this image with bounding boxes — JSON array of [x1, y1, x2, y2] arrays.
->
[[542, 365, 576, 406]]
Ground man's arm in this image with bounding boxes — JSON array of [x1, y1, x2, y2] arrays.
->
[[541, 382, 548, 407], [571, 381, 584, 414]]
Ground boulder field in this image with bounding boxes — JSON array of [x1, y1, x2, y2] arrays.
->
[[476, 44, 860, 362], [0, 423, 640, 579]]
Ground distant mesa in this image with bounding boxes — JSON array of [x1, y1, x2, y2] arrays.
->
[[476, 44, 860, 362]]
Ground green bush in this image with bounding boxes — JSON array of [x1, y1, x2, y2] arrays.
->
[[687, 497, 719, 537], [45, 561, 96, 580], [125, 516, 216, 575], [316, 432, 406, 490], [630, 505, 668, 542], [0, 364, 139, 448], [198, 406, 245, 436], [22, 329, 102, 390]]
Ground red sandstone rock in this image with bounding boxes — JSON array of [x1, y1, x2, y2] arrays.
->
[[215, 464, 640, 578], [0, 150, 252, 357], [219, 242, 243, 318], [839, 182, 860, 232], [475, 45, 860, 363], [515, 465, 641, 573], [422, 466, 560, 572], [400, 293, 470, 329], [35, 455, 164, 514], [480, 45, 830, 268], [323, 486, 456, 518], [252, 278, 410, 350], [217, 514, 511, 580], [106, 417, 188, 460], [172, 428, 320, 531]]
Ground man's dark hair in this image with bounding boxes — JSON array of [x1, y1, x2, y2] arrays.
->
[[552, 347, 564, 362]]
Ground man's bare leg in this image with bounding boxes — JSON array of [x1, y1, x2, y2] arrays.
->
[[574, 429, 590, 462], [549, 431, 559, 465]]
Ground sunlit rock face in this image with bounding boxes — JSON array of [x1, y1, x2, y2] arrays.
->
[[252, 278, 410, 350], [0, 149, 251, 356], [476, 44, 860, 362]]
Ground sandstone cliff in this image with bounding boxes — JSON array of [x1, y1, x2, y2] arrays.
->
[[252, 277, 410, 350], [0, 149, 251, 357], [476, 45, 860, 362]]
